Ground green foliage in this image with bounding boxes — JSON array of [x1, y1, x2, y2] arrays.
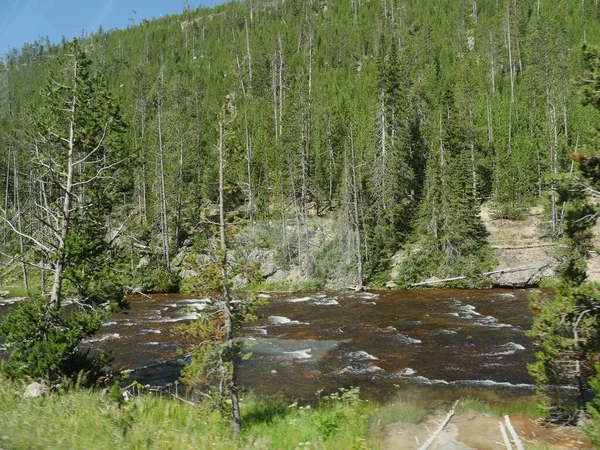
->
[[396, 86, 495, 286], [0, 377, 378, 449], [586, 366, 600, 446], [0, 39, 128, 383], [243, 280, 319, 293], [491, 204, 527, 221], [3, 0, 598, 291], [528, 284, 600, 420], [173, 292, 258, 414], [527, 43, 600, 426], [0, 297, 109, 382], [133, 260, 181, 293]]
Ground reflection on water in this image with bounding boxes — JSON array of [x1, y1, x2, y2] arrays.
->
[[0, 289, 537, 402]]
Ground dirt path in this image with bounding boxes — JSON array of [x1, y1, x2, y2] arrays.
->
[[382, 412, 592, 449]]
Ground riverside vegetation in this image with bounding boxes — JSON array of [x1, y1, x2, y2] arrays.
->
[[2, 0, 600, 447]]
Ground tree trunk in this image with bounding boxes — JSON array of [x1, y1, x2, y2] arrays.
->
[[12, 150, 28, 291], [50, 61, 78, 305], [218, 119, 242, 438], [326, 116, 335, 210], [244, 108, 254, 227], [157, 70, 171, 271], [278, 33, 284, 138], [272, 49, 278, 143], [245, 18, 252, 93], [349, 127, 363, 291]]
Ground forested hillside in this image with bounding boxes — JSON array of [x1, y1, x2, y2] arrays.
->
[[1, 0, 600, 291]]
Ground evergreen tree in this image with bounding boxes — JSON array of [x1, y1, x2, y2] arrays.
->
[[398, 85, 492, 286], [528, 45, 600, 424], [0, 39, 128, 381]]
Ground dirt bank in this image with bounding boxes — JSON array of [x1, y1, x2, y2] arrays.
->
[[382, 410, 592, 449], [480, 205, 558, 288]]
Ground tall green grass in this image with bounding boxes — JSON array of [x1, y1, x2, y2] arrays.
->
[[0, 285, 33, 298], [0, 376, 558, 450], [0, 379, 379, 449], [455, 397, 548, 419]]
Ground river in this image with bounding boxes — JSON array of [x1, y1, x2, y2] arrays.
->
[[0, 289, 537, 404]]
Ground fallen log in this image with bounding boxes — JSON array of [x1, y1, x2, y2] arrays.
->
[[504, 415, 525, 450], [410, 265, 538, 287], [417, 400, 459, 450], [410, 276, 467, 287], [491, 243, 557, 249], [499, 421, 513, 449]]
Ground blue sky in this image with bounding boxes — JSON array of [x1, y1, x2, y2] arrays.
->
[[0, 0, 219, 54]]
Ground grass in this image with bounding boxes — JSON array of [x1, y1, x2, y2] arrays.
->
[[0, 285, 33, 298], [242, 280, 321, 292], [367, 398, 427, 431], [0, 378, 378, 450], [455, 397, 548, 419], [538, 277, 560, 289], [0, 375, 562, 449]]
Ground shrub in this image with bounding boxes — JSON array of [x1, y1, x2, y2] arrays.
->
[[0, 297, 110, 383]]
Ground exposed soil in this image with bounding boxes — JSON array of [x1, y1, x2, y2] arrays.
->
[[480, 204, 558, 287], [587, 216, 600, 282], [480, 205, 547, 248], [382, 411, 593, 450]]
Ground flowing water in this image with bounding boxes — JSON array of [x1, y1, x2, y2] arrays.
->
[[0, 289, 537, 403]]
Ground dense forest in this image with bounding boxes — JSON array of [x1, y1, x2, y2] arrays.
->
[[4, 0, 600, 442], [1, 0, 600, 291]]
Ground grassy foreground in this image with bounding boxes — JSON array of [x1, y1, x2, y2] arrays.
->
[[0, 378, 413, 450], [0, 375, 558, 450]]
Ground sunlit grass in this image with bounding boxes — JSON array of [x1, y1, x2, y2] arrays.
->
[[455, 397, 548, 419], [0, 378, 378, 449], [368, 399, 427, 431], [0, 371, 561, 450], [0, 285, 32, 298], [242, 280, 320, 292]]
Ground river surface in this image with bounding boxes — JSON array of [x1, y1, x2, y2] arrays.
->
[[0, 289, 537, 403]]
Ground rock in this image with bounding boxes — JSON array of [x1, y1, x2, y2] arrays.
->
[[385, 281, 398, 289], [0, 290, 10, 298], [232, 275, 249, 290], [266, 270, 287, 283], [23, 381, 48, 398], [171, 250, 186, 268], [247, 248, 278, 278], [179, 269, 199, 279], [284, 266, 306, 284], [390, 251, 407, 280], [490, 246, 558, 288], [261, 261, 278, 279], [136, 256, 150, 270]]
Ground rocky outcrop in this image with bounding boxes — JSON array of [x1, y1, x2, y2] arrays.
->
[[488, 250, 557, 287], [481, 205, 559, 288]]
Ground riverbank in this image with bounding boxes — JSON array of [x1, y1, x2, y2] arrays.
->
[[164, 203, 563, 293], [0, 202, 564, 295], [0, 376, 592, 449]]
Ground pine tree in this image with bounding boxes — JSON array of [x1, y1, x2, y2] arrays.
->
[[528, 45, 600, 424], [0, 39, 129, 381], [398, 85, 492, 286]]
